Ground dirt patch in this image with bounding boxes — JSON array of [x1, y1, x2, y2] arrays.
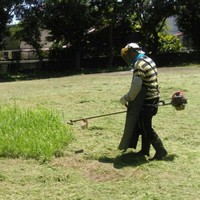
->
[[51, 155, 142, 182]]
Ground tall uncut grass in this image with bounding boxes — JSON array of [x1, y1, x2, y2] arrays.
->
[[0, 105, 73, 161]]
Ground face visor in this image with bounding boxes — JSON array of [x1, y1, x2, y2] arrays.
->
[[121, 43, 145, 65], [121, 47, 134, 65]]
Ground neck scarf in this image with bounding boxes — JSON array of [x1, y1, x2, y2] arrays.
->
[[133, 53, 145, 65]]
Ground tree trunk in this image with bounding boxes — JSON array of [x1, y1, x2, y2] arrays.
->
[[75, 48, 81, 70], [36, 48, 43, 71], [108, 22, 114, 67]]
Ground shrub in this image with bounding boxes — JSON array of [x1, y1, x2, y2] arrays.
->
[[158, 32, 182, 53]]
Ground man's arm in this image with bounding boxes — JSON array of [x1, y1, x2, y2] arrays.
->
[[123, 76, 143, 101]]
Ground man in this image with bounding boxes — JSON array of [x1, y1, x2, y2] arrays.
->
[[119, 43, 167, 160]]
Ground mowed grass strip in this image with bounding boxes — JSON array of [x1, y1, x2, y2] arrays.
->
[[0, 105, 73, 161]]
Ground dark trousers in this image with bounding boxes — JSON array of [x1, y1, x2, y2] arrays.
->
[[138, 98, 160, 153]]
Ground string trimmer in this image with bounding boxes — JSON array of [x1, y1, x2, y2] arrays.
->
[[67, 91, 187, 128]]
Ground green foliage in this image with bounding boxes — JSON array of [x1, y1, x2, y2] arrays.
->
[[3, 0, 200, 68], [158, 32, 182, 53], [0, 105, 73, 161], [128, 0, 178, 54]]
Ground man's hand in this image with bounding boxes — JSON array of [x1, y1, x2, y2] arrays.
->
[[120, 96, 127, 106]]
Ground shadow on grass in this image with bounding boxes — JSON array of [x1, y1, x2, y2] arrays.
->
[[163, 154, 178, 161], [98, 152, 177, 169], [0, 66, 128, 82], [99, 152, 149, 169]]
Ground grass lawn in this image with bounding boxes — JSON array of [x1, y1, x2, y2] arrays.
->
[[0, 65, 200, 200]]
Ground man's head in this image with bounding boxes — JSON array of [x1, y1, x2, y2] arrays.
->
[[121, 43, 144, 65]]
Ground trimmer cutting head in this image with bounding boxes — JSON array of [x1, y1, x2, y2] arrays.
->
[[80, 119, 88, 129]]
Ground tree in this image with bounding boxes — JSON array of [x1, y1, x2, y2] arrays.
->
[[129, 0, 178, 54], [5, 0, 184, 73], [13, 0, 45, 69], [89, 0, 130, 66], [0, 0, 22, 48], [42, 0, 94, 70], [176, 0, 200, 50]]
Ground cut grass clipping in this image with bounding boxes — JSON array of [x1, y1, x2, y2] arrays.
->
[[0, 105, 73, 161]]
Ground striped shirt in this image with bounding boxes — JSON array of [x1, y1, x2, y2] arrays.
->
[[134, 55, 160, 99]]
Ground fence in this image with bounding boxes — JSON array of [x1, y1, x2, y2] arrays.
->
[[1, 50, 200, 75]]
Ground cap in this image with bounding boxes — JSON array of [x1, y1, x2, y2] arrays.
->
[[125, 43, 145, 54]]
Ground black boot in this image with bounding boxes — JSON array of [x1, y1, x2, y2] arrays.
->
[[149, 138, 167, 161]]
